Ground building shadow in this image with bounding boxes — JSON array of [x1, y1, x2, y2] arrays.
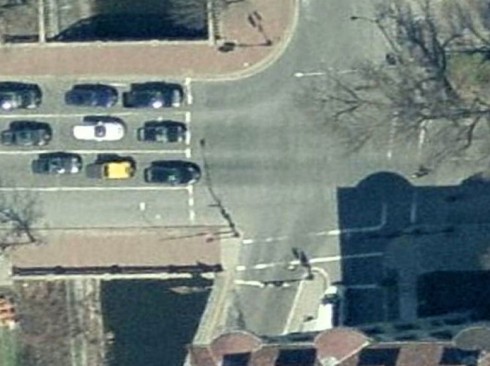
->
[[336, 171, 490, 329]]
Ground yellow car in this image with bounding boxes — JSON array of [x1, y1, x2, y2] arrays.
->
[[86, 159, 135, 180]]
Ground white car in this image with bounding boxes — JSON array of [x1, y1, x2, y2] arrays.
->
[[72, 119, 125, 142]]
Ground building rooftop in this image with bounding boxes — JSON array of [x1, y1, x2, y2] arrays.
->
[[188, 328, 490, 366]]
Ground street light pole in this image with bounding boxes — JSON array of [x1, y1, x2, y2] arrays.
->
[[350, 14, 401, 60]]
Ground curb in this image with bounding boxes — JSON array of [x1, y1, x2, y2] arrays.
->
[[195, 0, 300, 83]]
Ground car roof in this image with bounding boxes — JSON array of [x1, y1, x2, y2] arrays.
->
[[0, 82, 40, 91], [105, 161, 133, 179]]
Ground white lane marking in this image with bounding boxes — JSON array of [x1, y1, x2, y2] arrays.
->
[[410, 191, 418, 224], [308, 231, 327, 237], [187, 185, 195, 224], [327, 203, 387, 235], [185, 147, 192, 158], [293, 71, 326, 78], [241, 236, 289, 245], [0, 186, 188, 192], [185, 111, 191, 124], [345, 284, 380, 289], [0, 149, 186, 155], [139, 202, 146, 211], [310, 252, 383, 264], [236, 252, 383, 272], [387, 118, 397, 160], [241, 204, 387, 245], [417, 120, 428, 161], [235, 280, 265, 288], [185, 78, 193, 105], [283, 278, 306, 334]]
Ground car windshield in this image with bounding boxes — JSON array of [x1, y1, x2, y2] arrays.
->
[[50, 158, 65, 173], [0, 93, 18, 110], [155, 167, 182, 183], [153, 126, 169, 141], [136, 91, 163, 107], [75, 90, 95, 102], [16, 130, 33, 142]]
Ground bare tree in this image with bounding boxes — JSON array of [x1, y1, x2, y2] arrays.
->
[[0, 189, 43, 249], [167, 0, 209, 31], [305, 0, 490, 168]]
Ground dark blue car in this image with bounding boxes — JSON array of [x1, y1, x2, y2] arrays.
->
[[65, 84, 118, 107]]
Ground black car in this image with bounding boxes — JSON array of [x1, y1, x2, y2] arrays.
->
[[1, 121, 52, 146], [0, 82, 42, 110], [31, 152, 83, 175], [65, 84, 118, 107], [137, 120, 187, 143], [144, 160, 201, 185], [123, 82, 184, 108]]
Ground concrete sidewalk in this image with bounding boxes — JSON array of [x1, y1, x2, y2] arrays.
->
[[0, 0, 298, 80]]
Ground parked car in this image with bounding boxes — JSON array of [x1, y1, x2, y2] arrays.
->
[[1, 121, 52, 146], [137, 120, 187, 143], [317, 285, 343, 330], [144, 160, 201, 185], [123, 82, 184, 108], [65, 84, 118, 107], [72, 117, 125, 141], [31, 152, 82, 175], [0, 82, 42, 111], [86, 156, 135, 180]]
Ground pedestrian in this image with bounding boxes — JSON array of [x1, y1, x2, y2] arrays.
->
[[411, 165, 431, 178]]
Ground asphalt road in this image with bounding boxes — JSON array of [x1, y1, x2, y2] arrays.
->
[[0, 0, 475, 337], [187, 0, 405, 335]]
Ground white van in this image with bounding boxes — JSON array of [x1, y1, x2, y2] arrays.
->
[[304, 285, 343, 332]]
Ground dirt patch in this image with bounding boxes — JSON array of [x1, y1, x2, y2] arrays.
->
[[0, 0, 39, 42], [13, 279, 106, 366]]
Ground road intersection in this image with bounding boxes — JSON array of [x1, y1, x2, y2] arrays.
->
[[0, 0, 474, 340]]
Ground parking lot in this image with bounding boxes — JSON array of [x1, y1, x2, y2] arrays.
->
[[0, 77, 211, 228]]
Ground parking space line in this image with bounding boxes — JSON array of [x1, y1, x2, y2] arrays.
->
[[185, 78, 193, 105], [185, 111, 192, 158], [0, 112, 135, 119], [187, 185, 196, 224], [0, 149, 187, 155], [0, 186, 188, 192], [0, 110, 191, 119]]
